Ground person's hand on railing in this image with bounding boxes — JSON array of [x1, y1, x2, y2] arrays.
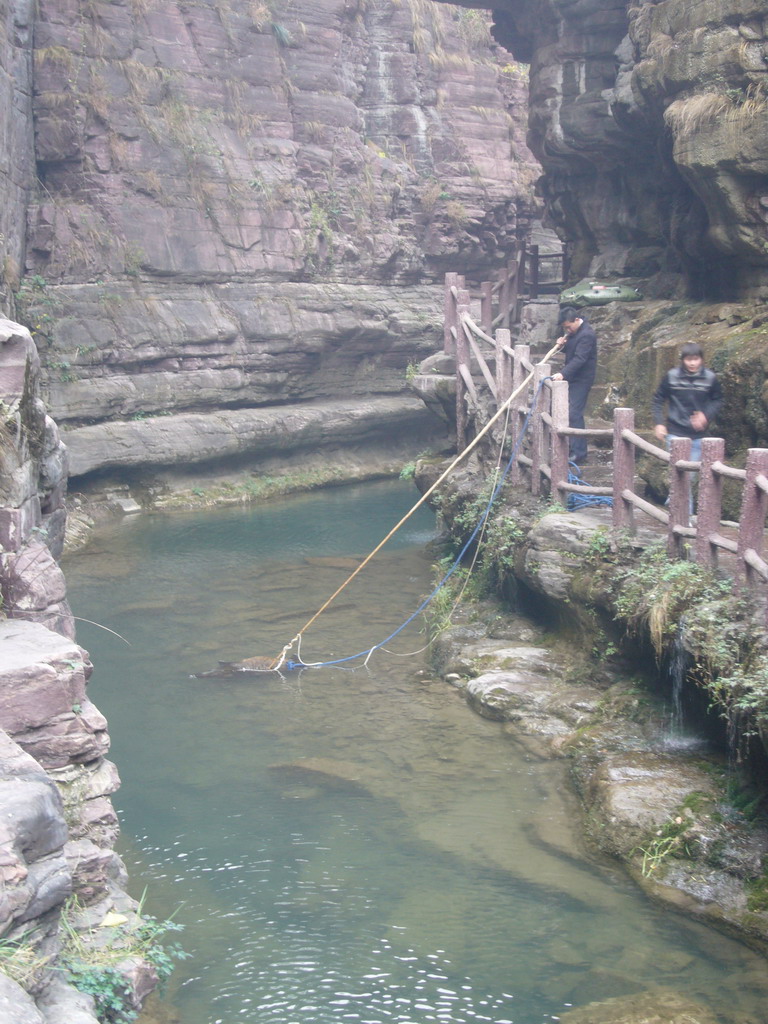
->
[[555, 334, 567, 347]]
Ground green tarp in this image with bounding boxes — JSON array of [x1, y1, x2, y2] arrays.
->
[[559, 280, 643, 306]]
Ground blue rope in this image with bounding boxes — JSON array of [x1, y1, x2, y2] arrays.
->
[[286, 380, 548, 670], [566, 461, 613, 511]]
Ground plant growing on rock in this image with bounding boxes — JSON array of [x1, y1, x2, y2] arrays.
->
[[424, 560, 478, 641], [633, 815, 695, 878], [417, 179, 447, 214], [14, 275, 60, 344], [613, 542, 733, 658], [60, 896, 188, 1024], [0, 932, 51, 989], [584, 526, 613, 562], [444, 199, 470, 230], [746, 861, 768, 912], [457, 9, 492, 49], [271, 21, 294, 47], [480, 512, 525, 589]]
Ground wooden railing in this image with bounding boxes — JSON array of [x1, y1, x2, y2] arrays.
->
[[444, 248, 565, 449], [447, 297, 768, 594], [612, 410, 768, 584], [444, 243, 565, 350]]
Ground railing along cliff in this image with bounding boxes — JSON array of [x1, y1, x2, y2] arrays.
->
[[443, 272, 768, 602], [444, 244, 566, 449]]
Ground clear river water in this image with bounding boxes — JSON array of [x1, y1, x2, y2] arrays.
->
[[62, 480, 768, 1024]]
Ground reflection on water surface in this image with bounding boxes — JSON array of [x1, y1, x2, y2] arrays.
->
[[64, 481, 768, 1024]]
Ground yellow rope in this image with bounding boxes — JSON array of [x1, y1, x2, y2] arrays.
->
[[270, 340, 561, 667]]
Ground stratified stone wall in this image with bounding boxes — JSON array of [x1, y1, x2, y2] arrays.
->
[[0, 0, 35, 312], [15, 0, 539, 483], [445, 0, 768, 301]]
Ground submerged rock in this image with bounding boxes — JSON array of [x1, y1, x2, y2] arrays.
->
[[560, 987, 719, 1024], [268, 757, 375, 796]]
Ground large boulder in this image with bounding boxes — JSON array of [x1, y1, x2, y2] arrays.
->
[[0, 732, 70, 933], [0, 620, 106, 770]]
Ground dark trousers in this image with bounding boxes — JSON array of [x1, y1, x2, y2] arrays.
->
[[568, 378, 592, 465]]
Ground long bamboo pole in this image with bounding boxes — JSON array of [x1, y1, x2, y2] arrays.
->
[[271, 337, 562, 667]]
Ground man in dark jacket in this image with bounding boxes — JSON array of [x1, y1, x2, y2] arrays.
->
[[652, 343, 723, 515], [551, 306, 597, 466], [652, 343, 723, 459]]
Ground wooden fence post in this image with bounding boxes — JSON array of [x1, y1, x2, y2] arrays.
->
[[509, 344, 530, 485], [455, 288, 471, 451], [515, 244, 527, 322], [550, 379, 569, 505], [737, 448, 768, 585], [668, 437, 692, 557], [481, 281, 493, 335], [529, 243, 540, 299], [498, 264, 513, 330], [695, 437, 724, 568], [444, 273, 459, 355], [495, 328, 512, 408], [612, 408, 635, 535], [530, 363, 550, 496]]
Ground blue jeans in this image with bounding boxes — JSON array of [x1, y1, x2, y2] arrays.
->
[[666, 436, 701, 514]]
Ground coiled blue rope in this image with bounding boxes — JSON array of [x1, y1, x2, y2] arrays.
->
[[566, 462, 613, 511]]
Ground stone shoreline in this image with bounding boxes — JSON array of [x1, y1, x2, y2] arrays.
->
[[432, 601, 768, 953], [416, 457, 768, 958]]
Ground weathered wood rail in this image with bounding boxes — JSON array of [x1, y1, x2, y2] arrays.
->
[[443, 271, 768, 596]]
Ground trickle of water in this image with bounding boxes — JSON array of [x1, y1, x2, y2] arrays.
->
[[668, 620, 688, 737]]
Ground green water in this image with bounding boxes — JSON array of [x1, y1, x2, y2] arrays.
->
[[64, 480, 768, 1024]]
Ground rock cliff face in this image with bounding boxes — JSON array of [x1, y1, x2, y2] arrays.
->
[[0, 0, 34, 314], [3, 0, 539, 488], [445, 0, 768, 301], [0, 321, 154, 1023]]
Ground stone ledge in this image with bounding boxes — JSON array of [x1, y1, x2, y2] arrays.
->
[[62, 394, 445, 478]]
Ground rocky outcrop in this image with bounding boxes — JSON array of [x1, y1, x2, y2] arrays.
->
[[0, 0, 35, 314], [437, 0, 768, 301], [560, 989, 720, 1024], [416, 421, 768, 950], [0, 321, 156, 1021], [64, 393, 435, 478], [432, 594, 768, 951], [1, 319, 71, 630], [6, 0, 540, 488]]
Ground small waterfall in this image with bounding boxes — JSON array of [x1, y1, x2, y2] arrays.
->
[[668, 621, 687, 735], [409, 105, 431, 163], [661, 619, 701, 750]]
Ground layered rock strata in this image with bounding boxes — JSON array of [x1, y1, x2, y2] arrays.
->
[[434, 0, 768, 300], [0, 320, 153, 1022], [10, 0, 539, 486]]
